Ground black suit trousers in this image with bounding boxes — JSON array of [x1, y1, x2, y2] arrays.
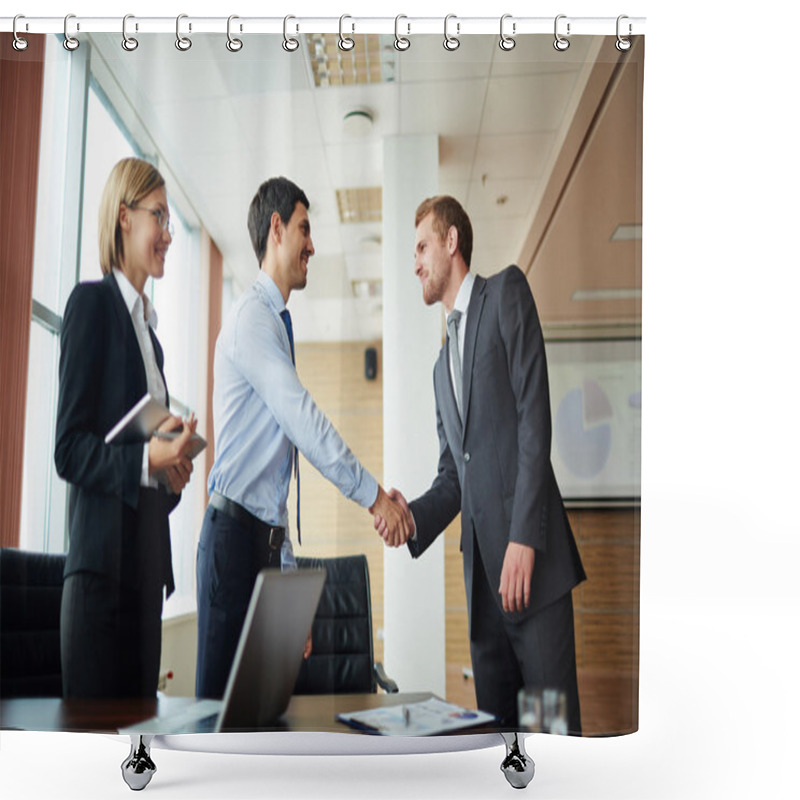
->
[[469, 542, 582, 734]]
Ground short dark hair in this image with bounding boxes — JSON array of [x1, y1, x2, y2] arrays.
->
[[415, 195, 473, 268], [247, 177, 310, 267]]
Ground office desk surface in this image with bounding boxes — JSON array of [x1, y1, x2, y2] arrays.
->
[[1, 692, 441, 734]]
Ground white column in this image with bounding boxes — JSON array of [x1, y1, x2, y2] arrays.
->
[[382, 135, 446, 696]]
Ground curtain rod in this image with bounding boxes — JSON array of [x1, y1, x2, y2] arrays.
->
[[1, 15, 646, 38]]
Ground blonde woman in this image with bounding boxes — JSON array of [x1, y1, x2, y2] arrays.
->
[[55, 157, 197, 698]]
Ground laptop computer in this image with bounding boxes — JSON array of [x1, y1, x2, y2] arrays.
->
[[124, 568, 326, 734]]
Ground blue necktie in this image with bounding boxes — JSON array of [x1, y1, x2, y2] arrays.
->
[[280, 309, 301, 544]]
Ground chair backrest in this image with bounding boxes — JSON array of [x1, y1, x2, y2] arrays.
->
[[0, 548, 66, 697], [293, 554, 376, 694]]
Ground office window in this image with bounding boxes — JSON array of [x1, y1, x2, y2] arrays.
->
[[79, 80, 139, 282], [151, 206, 204, 618], [20, 321, 65, 554], [20, 38, 86, 554], [21, 67, 138, 555], [150, 206, 201, 412]]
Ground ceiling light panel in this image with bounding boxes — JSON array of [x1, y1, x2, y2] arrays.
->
[[306, 34, 397, 88], [336, 187, 383, 224]]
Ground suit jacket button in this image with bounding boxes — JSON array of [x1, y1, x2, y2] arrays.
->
[[464, 452, 470, 462]]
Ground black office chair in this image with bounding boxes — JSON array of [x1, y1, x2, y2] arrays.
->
[[0, 548, 66, 697], [293, 554, 398, 694]]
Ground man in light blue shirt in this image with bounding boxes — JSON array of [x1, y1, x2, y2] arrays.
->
[[196, 177, 410, 699]]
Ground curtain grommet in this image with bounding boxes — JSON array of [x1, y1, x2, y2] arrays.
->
[[175, 14, 192, 51], [12, 14, 29, 51], [282, 15, 300, 52], [499, 14, 516, 51], [554, 14, 570, 52], [122, 14, 139, 52], [338, 14, 355, 51], [394, 14, 411, 51], [444, 14, 460, 51]]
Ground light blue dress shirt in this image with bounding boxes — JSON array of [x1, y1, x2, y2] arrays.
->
[[207, 272, 379, 568]]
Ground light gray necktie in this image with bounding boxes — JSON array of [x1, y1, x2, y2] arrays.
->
[[447, 309, 463, 418]]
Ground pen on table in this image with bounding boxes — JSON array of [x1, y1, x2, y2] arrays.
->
[[403, 705, 410, 726]]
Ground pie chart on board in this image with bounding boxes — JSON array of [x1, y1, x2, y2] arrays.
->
[[554, 379, 613, 480]]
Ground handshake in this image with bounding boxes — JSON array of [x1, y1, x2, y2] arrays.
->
[[369, 486, 414, 547]]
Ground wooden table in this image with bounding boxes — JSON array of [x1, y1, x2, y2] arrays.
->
[[1, 693, 526, 790], [1, 691, 476, 734]]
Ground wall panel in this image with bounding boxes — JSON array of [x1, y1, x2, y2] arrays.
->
[[0, 35, 46, 548]]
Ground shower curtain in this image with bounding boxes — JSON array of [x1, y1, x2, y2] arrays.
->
[[1, 13, 643, 750]]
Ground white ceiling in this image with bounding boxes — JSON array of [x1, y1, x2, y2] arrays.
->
[[89, 32, 601, 341]]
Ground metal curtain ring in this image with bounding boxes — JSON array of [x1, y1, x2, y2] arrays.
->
[[616, 15, 632, 51], [553, 14, 570, 51], [12, 14, 29, 51], [338, 14, 355, 51], [499, 14, 516, 51], [443, 14, 460, 51], [122, 14, 138, 51], [282, 15, 299, 52], [63, 14, 80, 51], [175, 14, 192, 51], [226, 15, 243, 52], [394, 14, 410, 51]]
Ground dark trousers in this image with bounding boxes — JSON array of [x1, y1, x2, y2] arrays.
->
[[60, 490, 167, 699], [469, 546, 582, 734], [61, 570, 164, 698], [195, 505, 282, 699]]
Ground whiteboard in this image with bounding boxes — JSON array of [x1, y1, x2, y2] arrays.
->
[[545, 339, 641, 503]]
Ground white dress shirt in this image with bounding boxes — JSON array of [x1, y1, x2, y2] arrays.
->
[[113, 268, 167, 488]]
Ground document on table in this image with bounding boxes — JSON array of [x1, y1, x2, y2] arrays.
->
[[337, 697, 495, 736]]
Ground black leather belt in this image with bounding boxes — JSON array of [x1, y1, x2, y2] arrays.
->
[[209, 491, 285, 550]]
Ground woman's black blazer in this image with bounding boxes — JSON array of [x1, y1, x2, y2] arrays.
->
[[54, 273, 177, 594]]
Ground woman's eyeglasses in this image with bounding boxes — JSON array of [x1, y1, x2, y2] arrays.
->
[[129, 205, 174, 237]]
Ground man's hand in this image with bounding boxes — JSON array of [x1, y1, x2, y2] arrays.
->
[[148, 413, 198, 494], [373, 487, 414, 547], [370, 485, 412, 547], [498, 542, 535, 613], [303, 630, 313, 660]]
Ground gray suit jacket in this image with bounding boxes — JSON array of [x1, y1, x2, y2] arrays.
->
[[408, 265, 585, 625]]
